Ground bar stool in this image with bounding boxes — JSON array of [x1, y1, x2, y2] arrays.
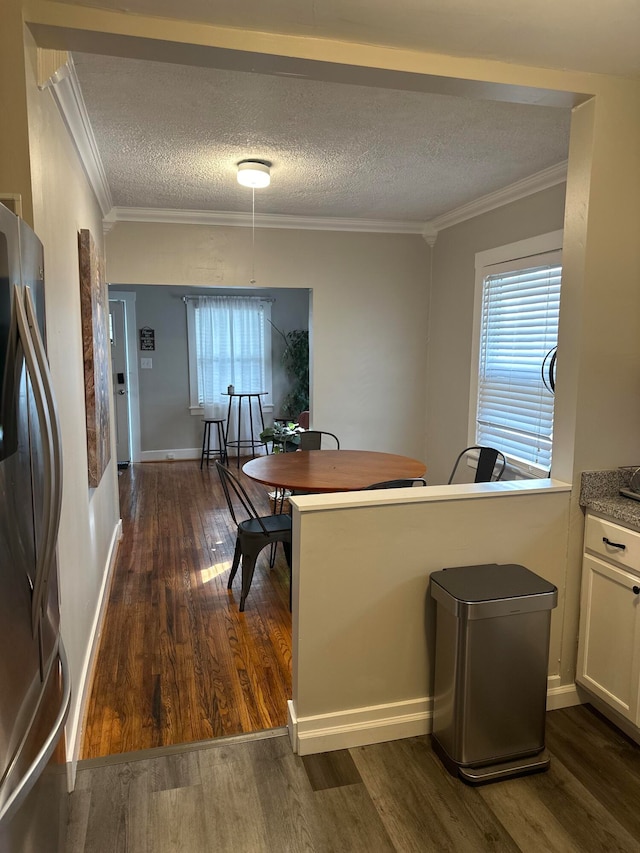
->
[[200, 418, 227, 468]]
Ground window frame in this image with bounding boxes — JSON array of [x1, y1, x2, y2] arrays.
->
[[469, 230, 563, 478], [186, 296, 273, 414]]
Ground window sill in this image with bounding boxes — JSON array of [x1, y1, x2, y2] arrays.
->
[[465, 452, 549, 481], [189, 404, 274, 416]]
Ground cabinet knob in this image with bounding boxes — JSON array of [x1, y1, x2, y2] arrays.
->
[[633, 586, 640, 595]]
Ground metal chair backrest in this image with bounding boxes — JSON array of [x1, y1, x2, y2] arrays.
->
[[448, 446, 507, 484], [299, 430, 340, 451], [215, 462, 269, 533], [364, 478, 427, 489]]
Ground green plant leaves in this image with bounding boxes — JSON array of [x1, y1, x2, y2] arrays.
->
[[281, 329, 309, 418]]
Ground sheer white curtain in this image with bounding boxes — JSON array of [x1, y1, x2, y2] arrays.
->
[[194, 296, 269, 456]]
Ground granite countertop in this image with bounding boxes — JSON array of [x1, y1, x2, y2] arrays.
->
[[580, 468, 640, 530]]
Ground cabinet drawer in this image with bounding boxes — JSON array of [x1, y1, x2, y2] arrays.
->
[[585, 514, 640, 574]]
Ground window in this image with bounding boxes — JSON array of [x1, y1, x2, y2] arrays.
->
[[187, 295, 272, 410], [471, 232, 562, 477]]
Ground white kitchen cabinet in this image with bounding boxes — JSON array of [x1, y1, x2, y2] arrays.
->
[[577, 514, 640, 725]]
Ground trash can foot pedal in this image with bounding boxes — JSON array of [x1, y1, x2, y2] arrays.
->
[[458, 749, 550, 785]]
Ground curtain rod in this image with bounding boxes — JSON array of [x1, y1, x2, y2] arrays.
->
[[182, 295, 275, 303]]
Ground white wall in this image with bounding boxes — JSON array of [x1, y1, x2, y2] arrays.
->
[[426, 183, 567, 486], [22, 37, 121, 774], [106, 224, 431, 460]]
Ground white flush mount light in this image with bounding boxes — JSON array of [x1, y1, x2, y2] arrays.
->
[[237, 160, 271, 188]]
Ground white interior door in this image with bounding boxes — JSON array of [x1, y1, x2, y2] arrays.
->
[[109, 299, 131, 465]]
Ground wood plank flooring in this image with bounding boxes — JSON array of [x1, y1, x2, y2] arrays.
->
[[68, 704, 640, 852], [81, 461, 292, 758]]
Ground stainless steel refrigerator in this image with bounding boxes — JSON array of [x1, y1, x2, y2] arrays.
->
[[0, 203, 70, 852]]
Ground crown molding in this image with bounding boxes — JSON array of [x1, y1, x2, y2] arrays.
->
[[425, 160, 568, 234], [105, 207, 426, 234], [44, 54, 113, 218], [105, 159, 567, 237]]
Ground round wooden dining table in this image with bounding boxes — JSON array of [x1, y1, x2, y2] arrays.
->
[[242, 449, 426, 493]]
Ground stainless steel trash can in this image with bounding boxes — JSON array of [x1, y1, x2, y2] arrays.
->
[[430, 563, 557, 784]]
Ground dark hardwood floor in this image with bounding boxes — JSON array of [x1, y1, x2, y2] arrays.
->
[[81, 461, 292, 759], [75, 462, 640, 849], [68, 704, 640, 852]]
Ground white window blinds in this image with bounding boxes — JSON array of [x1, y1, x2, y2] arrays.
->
[[476, 253, 561, 473]]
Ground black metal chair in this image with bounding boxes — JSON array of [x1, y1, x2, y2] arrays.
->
[[448, 446, 507, 484], [364, 478, 427, 489], [299, 430, 340, 450], [216, 462, 292, 612], [288, 431, 341, 502]]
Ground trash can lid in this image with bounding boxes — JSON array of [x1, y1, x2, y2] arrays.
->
[[430, 563, 557, 618]]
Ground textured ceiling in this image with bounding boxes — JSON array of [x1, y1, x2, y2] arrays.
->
[[73, 53, 571, 222], [56, 0, 640, 78]]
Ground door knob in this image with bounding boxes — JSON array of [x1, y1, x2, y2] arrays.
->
[[633, 586, 640, 595], [118, 390, 126, 395]]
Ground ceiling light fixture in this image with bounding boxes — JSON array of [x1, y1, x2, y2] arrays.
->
[[237, 160, 271, 188]]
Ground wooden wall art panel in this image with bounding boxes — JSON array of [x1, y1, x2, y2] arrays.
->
[[79, 228, 111, 487]]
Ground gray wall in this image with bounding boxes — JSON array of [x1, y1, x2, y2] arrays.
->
[[109, 283, 309, 454], [426, 183, 567, 484]]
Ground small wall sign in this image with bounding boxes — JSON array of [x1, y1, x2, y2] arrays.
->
[[139, 327, 155, 351]]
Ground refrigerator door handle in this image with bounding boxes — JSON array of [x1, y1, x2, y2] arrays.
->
[[23, 285, 63, 624], [13, 285, 57, 636], [0, 639, 71, 826]]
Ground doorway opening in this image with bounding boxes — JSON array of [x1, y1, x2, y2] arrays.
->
[[108, 291, 140, 468], [82, 284, 309, 759]]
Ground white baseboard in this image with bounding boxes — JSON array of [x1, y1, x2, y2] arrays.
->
[[139, 446, 269, 463], [140, 448, 200, 462], [288, 677, 584, 755], [287, 701, 297, 753], [65, 518, 123, 790], [290, 697, 432, 756], [546, 675, 583, 710]]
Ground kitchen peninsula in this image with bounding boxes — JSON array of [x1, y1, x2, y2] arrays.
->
[[288, 478, 572, 755]]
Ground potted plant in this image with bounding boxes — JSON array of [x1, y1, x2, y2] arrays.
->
[[260, 420, 304, 453], [270, 323, 309, 419]]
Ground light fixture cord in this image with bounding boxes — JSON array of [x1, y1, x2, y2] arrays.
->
[[250, 186, 256, 284]]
